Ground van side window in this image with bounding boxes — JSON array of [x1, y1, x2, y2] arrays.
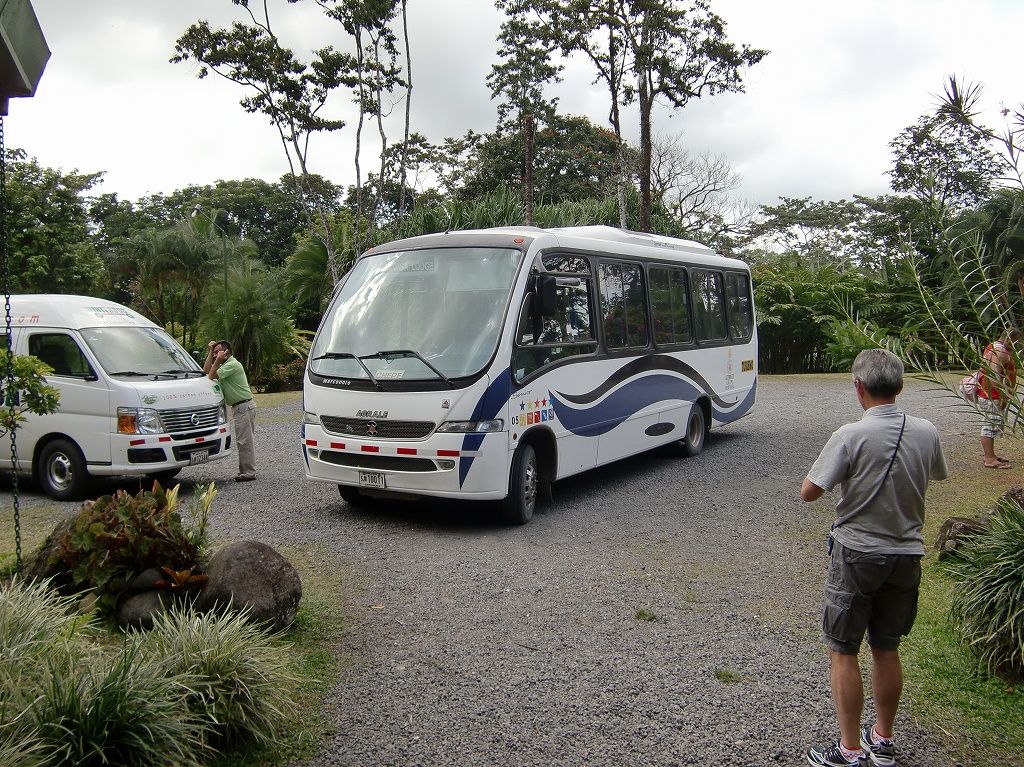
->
[[649, 266, 692, 346], [691, 269, 728, 342], [514, 279, 596, 379], [599, 262, 649, 349], [29, 334, 92, 377], [725, 272, 754, 341]]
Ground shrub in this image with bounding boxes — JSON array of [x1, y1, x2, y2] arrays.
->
[[29, 645, 207, 766], [947, 491, 1024, 680], [260, 357, 307, 393], [135, 604, 298, 747], [56, 483, 214, 616]]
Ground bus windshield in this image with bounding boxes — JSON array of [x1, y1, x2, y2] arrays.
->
[[311, 246, 523, 381]]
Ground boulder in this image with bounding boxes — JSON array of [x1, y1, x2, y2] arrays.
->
[[936, 515, 990, 561], [22, 512, 77, 588], [117, 589, 174, 631], [196, 541, 302, 631]]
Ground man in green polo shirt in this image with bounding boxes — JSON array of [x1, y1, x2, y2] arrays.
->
[[204, 339, 256, 482]]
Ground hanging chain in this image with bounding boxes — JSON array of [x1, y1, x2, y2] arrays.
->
[[1, 115, 23, 574]]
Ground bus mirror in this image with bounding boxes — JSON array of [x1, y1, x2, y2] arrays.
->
[[537, 275, 558, 316]]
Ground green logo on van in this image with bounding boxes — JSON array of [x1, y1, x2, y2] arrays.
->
[[212, 383, 221, 394], [142, 395, 158, 405]]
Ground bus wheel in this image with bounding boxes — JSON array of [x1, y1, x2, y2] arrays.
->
[[147, 468, 182, 486], [678, 404, 706, 457], [338, 485, 372, 507], [501, 443, 540, 525], [37, 439, 89, 502]]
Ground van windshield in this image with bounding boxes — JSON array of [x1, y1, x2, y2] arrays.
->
[[81, 326, 202, 377], [311, 247, 523, 380]]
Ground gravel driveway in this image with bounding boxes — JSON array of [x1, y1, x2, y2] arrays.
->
[[5, 375, 976, 766]]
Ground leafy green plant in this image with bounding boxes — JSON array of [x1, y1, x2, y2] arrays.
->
[[56, 482, 215, 615], [136, 604, 298, 747], [635, 608, 658, 622], [714, 667, 743, 684], [0, 350, 61, 434], [29, 645, 207, 767], [947, 493, 1024, 680]]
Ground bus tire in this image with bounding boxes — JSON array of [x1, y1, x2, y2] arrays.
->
[[147, 468, 182, 486], [36, 438, 90, 502], [338, 484, 372, 506], [679, 403, 706, 457], [501, 443, 540, 525]]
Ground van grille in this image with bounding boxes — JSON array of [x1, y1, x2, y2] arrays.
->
[[320, 416, 434, 440], [160, 405, 222, 435]]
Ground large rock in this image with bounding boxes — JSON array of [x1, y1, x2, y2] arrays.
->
[[196, 541, 302, 631], [935, 515, 990, 561], [22, 512, 78, 588], [117, 589, 174, 631]]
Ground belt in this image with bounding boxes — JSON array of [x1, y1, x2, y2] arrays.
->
[[231, 398, 252, 407]]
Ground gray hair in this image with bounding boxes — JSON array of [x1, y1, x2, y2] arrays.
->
[[852, 348, 903, 398]]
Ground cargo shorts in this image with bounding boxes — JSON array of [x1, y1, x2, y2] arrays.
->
[[822, 542, 922, 655]]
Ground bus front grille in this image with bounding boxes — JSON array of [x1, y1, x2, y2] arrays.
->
[[320, 416, 434, 440], [318, 450, 436, 472]]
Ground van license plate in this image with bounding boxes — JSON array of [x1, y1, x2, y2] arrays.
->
[[189, 450, 210, 466], [358, 471, 386, 489]]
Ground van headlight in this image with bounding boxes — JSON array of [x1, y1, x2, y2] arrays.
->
[[436, 419, 503, 433], [218, 404, 228, 424], [117, 407, 164, 435]]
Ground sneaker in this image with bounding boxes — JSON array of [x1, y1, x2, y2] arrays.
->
[[807, 741, 865, 767], [860, 725, 896, 767], [234, 474, 256, 482]]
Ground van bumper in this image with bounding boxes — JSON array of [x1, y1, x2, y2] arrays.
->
[[90, 427, 234, 476]]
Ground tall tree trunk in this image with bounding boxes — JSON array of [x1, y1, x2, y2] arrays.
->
[[352, 28, 367, 258], [607, 4, 627, 229], [523, 110, 535, 226], [638, 79, 653, 233], [397, 0, 412, 229]]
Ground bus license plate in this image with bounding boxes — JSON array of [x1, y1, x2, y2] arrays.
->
[[358, 471, 386, 489], [189, 450, 209, 466]]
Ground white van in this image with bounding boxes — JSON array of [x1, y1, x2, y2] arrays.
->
[[1, 295, 233, 500]]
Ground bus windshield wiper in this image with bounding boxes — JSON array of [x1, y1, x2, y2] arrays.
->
[[311, 350, 383, 390], [360, 349, 454, 388]]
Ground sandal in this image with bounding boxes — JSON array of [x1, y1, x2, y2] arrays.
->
[[984, 460, 1012, 469]]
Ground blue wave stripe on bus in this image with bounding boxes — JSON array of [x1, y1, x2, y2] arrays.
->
[[459, 367, 512, 487], [712, 379, 757, 423], [550, 374, 705, 437]]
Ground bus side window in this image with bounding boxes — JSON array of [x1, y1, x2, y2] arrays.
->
[[691, 269, 728, 343], [514, 280, 597, 379], [725, 272, 754, 341], [599, 262, 649, 349]]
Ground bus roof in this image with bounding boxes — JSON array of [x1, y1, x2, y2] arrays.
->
[[362, 225, 747, 270], [5, 295, 159, 331]]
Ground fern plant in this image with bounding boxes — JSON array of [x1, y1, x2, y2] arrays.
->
[[947, 492, 1024, 680]]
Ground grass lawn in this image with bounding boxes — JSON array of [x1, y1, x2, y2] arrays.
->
[[900, 429, 1024, 765]]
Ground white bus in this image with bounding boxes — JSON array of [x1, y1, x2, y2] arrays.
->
[[302, 226, 756, 524]]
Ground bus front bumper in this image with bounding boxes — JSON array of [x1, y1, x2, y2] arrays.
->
[[301, 428, 509, 500]]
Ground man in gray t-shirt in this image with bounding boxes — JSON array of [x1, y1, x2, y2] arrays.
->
[[800, 349, 948, 767]]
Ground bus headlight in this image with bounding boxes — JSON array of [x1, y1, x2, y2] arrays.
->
[[436, 419, 504, 433], [117, 407, 164, 435], [302, 411, 320, 425]]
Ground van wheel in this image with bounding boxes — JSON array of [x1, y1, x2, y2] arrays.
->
[[676, 403, 706, 457], [500, 443, 541, 525], [37, 439, 89, 501], [146, 468, 182, 486]]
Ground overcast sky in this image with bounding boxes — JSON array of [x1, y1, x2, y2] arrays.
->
[[6, 0, 1022, 209]]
